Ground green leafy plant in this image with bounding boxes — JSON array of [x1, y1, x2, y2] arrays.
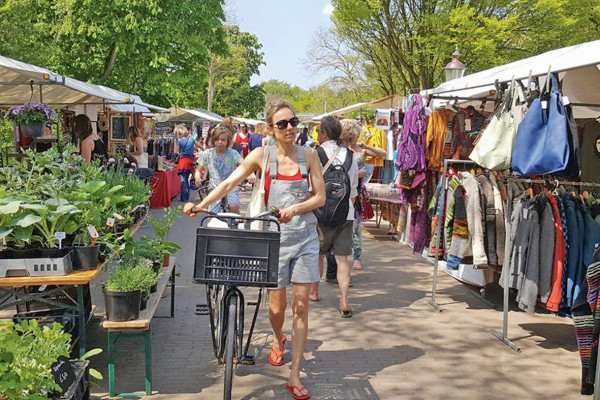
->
[[103, 258, 159, 299], [149, 206, 182, 242], [0, 320, 71, 400], [78, 348, 103, 380]]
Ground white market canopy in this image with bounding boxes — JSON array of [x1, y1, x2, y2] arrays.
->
[[421, 39, 600, 118], [232, 117, 263, 126], [312, 95, 405, 121], [169, 107, 224, 123], [0, 54, 164, 109]]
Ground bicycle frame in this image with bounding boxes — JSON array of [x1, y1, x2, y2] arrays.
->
[[208, 284, 264, 363]]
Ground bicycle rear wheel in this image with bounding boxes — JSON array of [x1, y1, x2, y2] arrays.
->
[[206, 284, 225, 359], [224, 299, 237, 400]]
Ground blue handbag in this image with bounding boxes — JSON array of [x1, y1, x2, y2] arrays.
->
[[512, 73, 570, 176]]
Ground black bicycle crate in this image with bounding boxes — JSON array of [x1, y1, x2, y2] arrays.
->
[[194, 226, 280, 287]]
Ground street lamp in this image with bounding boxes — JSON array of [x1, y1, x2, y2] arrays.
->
[[444, 50, 466, 82]]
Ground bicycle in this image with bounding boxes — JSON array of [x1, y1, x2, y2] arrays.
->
[[193, 207, 281, 400]]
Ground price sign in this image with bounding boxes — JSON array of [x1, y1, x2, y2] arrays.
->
[[52, 356, 76, 393], [113, 213, 124, 223], [54, 232, 66, 250], [87, 226, 99, 239], [106, 218, 115, 228]]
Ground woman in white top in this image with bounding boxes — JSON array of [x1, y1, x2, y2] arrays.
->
[[127, 126, 148, 168]]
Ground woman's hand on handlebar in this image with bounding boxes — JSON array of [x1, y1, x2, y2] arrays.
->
[[277, 206, 297, 224], [183, 202, 206, 217]]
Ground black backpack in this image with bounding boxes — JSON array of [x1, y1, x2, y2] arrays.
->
[[314, 146, 353, 226]]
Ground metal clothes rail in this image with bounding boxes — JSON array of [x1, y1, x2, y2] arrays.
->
[[493, 178, 600, 355]]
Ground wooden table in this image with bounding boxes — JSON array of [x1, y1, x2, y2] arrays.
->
[[102, 258, 176, 398], [0, 217, 145, 357]]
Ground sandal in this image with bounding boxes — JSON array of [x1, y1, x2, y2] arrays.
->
[[286, 383, 311, 400], [268, 334, 287, 366], [339, 308, 353, 318]]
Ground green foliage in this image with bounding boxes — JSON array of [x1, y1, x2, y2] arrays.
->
[[0, 0, 229, 107], [0, 320, 71, 400], [209, 25, 266, 116], [331, 0, 600, 93], [149, 206, 182, 242], [104, 257, 158, 299]]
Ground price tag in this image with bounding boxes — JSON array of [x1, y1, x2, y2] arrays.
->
[[52, 356, 76, 393], [106, 218, 115, 228], [464, 119, 472, 132], [131, 205, 145, 213], [562, 96, 570, 106], [87, 225, 99, 239], [113, 213, 124, 223], [541, 100, 548, 110], [54, 231, 66, 250]]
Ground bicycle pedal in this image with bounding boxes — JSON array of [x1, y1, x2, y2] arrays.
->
[[195, 304, 209, 315], [239, 356, 255, 365]]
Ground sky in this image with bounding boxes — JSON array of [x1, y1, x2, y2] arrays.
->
[[228, 0, 335, 89]]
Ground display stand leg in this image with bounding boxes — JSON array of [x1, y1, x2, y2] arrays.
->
[[469, 286, 496, 308], [491, 179, 521, 353], [426, 160, 448, 313]]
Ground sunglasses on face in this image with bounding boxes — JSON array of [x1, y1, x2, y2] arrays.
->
[[271, 117, 300, 130]]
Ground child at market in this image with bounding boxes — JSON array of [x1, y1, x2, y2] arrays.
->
[[174, 124, 197, 202], [194, 118, 243, 214]]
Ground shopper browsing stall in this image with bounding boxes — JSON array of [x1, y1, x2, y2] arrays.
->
[[174, 124, 197, 202]]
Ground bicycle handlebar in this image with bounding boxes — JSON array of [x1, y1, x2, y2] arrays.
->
[[199, 206, 281, 231]]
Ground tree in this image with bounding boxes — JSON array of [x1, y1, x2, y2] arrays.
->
[[208, 25, 266, 116], [0, 0, 229, 107], [260, 80, 304, 105], [331, 0, 600, 93]]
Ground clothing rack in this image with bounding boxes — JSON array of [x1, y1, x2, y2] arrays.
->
[[425, 159, 489, 312], [493, 177, 600, 355]]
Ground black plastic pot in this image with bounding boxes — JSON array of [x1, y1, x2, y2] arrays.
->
[[0, 249, 13, 259], [40, 248, 72, 259], [11, 248, 42, 258], [152, 261, 161, 274], [103, 289, 141, 322], [71, 246, 99, 270], [150, 283, 157, 293], [140, 296, 147, 311], [114, 222, 133, 233]]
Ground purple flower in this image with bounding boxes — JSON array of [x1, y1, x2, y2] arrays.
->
[[5, 102, 56, 125]]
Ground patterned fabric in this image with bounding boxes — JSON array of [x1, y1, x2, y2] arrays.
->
[[557, 195, 570, 311], [199, 148, 243, 185], [444, 176, 462, 252], [447, 187, 469, 270]]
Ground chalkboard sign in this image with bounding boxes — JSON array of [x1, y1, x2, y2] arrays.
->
[[155, 121, 173, 136], [111, 116, 129, 140], [52, 356, 76, 393]]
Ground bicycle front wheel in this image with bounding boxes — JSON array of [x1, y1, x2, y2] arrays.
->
[[223, 299, 237, 400]]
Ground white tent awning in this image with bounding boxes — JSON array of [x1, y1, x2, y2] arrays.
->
[[108, 103, 152, 114], [170, 107, 224, 122], [232, 117, 263, 126]]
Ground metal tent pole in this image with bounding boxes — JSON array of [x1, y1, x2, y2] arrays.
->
[[492, 178, 521, 352], [426, 158, 447, 312]]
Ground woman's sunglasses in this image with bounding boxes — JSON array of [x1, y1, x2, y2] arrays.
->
[[271, 117, 300, 130]]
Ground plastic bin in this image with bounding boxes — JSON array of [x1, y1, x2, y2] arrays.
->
[[0, 248, 73, 277], [194, 226, 280, 288]]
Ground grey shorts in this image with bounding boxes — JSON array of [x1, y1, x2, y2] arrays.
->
[[275, 225, 320, 289], [318, 221, 353, 256]]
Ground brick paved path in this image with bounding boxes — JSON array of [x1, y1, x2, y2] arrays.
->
[[89, 196, 586, 399]]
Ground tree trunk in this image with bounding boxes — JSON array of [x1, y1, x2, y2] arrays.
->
[[100, 45, 119, 83], [207, 55, 216, 111]]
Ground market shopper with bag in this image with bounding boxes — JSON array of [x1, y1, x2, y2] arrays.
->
[[309, 116, 359, 317], [184, 101, 325, 400]]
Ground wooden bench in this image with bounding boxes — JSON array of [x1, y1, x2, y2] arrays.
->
[[102, 257, 177, 398]]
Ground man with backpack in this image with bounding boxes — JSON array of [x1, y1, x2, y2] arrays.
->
[[309, 116, 359, 318]]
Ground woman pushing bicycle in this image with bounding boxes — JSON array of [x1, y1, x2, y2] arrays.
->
[[183, 101, 325, 400]]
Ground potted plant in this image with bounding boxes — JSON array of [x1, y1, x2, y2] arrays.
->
[[149, 206, 182, 266], [70, 231, 99, 270], [120, 257, 159, 309], [102, 265, 143, 322], [0, 320, 70, 400], [5, 103, 56, 138]]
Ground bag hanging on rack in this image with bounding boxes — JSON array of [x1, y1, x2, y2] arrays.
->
[[246, 144, 271, 230], [512, 73, 570, 176], [469, 81, 523, 170]]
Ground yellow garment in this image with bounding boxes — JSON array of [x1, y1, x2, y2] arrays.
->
[[310, 125, 319, 144], [360, 125, 386, 167], [425, 109, 454, 171]]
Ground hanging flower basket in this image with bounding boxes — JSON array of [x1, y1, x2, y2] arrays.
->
[[5, 103, 56, 138]]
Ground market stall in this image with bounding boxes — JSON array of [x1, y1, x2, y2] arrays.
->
[[149, 169, 181, 209], [371, 38, 600, 397]]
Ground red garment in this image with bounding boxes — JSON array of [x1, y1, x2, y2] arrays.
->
[[177, 156, 195, 171], [545, 192, 566, 312], [264, 167, 303, 206], [235, 133, 250, 158], [149, 170, 181, 209]]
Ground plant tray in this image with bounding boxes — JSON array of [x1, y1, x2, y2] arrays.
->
[[0, 249, 73, 277]]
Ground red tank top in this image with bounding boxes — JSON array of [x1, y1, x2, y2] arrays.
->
[[235, 133, 250, 158], [264, 168, 303, 206]]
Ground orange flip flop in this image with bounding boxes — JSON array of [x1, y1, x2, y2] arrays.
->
[[286, 383, 310, 400], [268, 334, 287, 366]]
